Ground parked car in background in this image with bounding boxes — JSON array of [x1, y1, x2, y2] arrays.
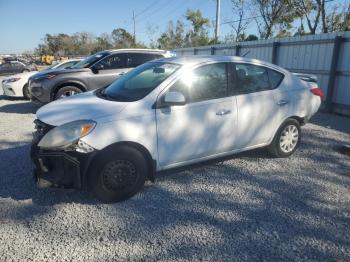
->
[[0, 60, 37, 76], [31, 55, 323, 202], [28, 49, 174, 103], [43, 58, 83, 71], [2, 59, 82, 99]]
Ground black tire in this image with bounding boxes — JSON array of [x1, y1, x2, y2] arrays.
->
[[22, 84, 30, 100], [268, 119, 301, 157], [88, 146, 147, 203], [54, 86, 82, 100]]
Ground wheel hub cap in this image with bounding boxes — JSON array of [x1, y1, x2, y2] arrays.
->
[[279, 125, 299, 153]]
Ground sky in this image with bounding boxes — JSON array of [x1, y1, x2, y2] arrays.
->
[[0, 0, 233, 54], [0, 0, 345, 54]]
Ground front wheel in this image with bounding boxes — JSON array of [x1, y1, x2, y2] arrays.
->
[[88, 146, 147, 203], [268, 119, 301, 157], [23, 84, 30, 100], [54, 86, 82, 100]]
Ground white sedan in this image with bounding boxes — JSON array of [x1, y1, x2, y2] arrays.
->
[[32, 55, 323, 202], [2, 59, 82, 99]]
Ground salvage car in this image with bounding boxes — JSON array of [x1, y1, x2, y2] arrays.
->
[[31, 55, 323, 202], [28, 49, 173, 103], [2, 59, 82, 99]]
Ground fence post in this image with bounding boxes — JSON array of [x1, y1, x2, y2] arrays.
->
[[325, 36, 342, 113], [271, 42, 280, 64], [211, 47, 216, 55], [235, 45, 241, 56], [193, 48, 197, 55]]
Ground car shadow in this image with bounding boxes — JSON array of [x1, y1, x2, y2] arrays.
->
[[0, 96, 41, 114]]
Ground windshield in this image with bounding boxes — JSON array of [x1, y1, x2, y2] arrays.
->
[[101, 62, 180, 102], [71, 52, 108, 69]]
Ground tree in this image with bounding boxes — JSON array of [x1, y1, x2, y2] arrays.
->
[[244, 34, 259, 41], [325, 3, 350, 32], [184, 9, 212, 46], [252, 0, 296, 39], [157, 20, 185, 49], [290, 0, 322, 34], [230, 0, 250, 42], [93, 33, 113, 53], [111, 28, 135, 48]]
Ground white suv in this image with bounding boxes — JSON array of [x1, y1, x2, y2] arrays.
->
[[31, 55, 323, 202]]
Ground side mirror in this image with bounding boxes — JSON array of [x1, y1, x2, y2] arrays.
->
[[162, 91, 186, 107], [91, 66, 99, 74], [91, 63, 104, 74]]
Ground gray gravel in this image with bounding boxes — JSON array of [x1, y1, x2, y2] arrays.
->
[[0, 96, 349, 261]]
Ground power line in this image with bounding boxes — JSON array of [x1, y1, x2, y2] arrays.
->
[[135, 0, 158, 17], [221, 15, 262, 25], [136, 1, 170, 21]]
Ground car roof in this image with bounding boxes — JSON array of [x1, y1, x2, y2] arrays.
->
[[156, 55, 287, 73], [107, 48, 167, 54]]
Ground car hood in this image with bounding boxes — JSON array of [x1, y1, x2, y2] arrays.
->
[[36, 91, 128, 126], [31, 68, 89, 80]]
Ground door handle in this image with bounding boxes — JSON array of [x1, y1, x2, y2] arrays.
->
[[118, 72, 126, 76], [216, 109, 231, 116], [277, 100, 289, 106]]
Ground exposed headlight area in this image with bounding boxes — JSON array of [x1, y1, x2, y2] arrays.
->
[[38, 120, 96, 151]]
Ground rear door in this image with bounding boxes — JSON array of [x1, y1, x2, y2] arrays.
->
[[232, 63, 290, 149], [156, 62, 238, 167]]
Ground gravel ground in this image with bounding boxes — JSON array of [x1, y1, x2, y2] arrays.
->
[[0, 96, 349, 261]]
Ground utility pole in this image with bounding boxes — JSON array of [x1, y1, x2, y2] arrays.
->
[[132, 10, 136, 45], [215, 0, 221, 43]]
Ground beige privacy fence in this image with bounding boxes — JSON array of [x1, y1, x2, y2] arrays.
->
[[172, 32, 350, 116]]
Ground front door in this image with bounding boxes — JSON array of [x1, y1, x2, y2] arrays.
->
[[88, 53, 127, 89], [156, 63, 238, 167]]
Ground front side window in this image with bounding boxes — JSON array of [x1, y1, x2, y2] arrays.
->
[[95, 54, 126, 70], [234, 63, 284, 94], [170, 63, 228, 103], [71, 52, 109, 69], [100, 62, 180, 102]]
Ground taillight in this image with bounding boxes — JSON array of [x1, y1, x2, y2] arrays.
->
[[310, 88, 324, 100]]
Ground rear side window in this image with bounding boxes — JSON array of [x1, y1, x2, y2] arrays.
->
[[127, 53, 160, 68], [268, 69, 284, 89], [170, 63, 228, 103], [233, 63, 284, 94]]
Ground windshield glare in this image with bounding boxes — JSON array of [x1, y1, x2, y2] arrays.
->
[[103, 62, 180, 102], [71, 52, 108, 69]]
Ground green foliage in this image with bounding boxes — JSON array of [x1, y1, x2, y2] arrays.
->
[[34, 28, 146, 56]]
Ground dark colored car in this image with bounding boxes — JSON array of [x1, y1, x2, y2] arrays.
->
[[28, 49, 173, 103], [0, 60, 37, 76]]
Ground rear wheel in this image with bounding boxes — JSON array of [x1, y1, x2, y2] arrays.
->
[[54, 86, 82, 100], [22, 84, 30, 100], [88, 146, 147, 203], [268, 119, 301, 157]]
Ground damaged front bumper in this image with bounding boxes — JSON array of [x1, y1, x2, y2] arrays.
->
[[30, 120, 96, 189]]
